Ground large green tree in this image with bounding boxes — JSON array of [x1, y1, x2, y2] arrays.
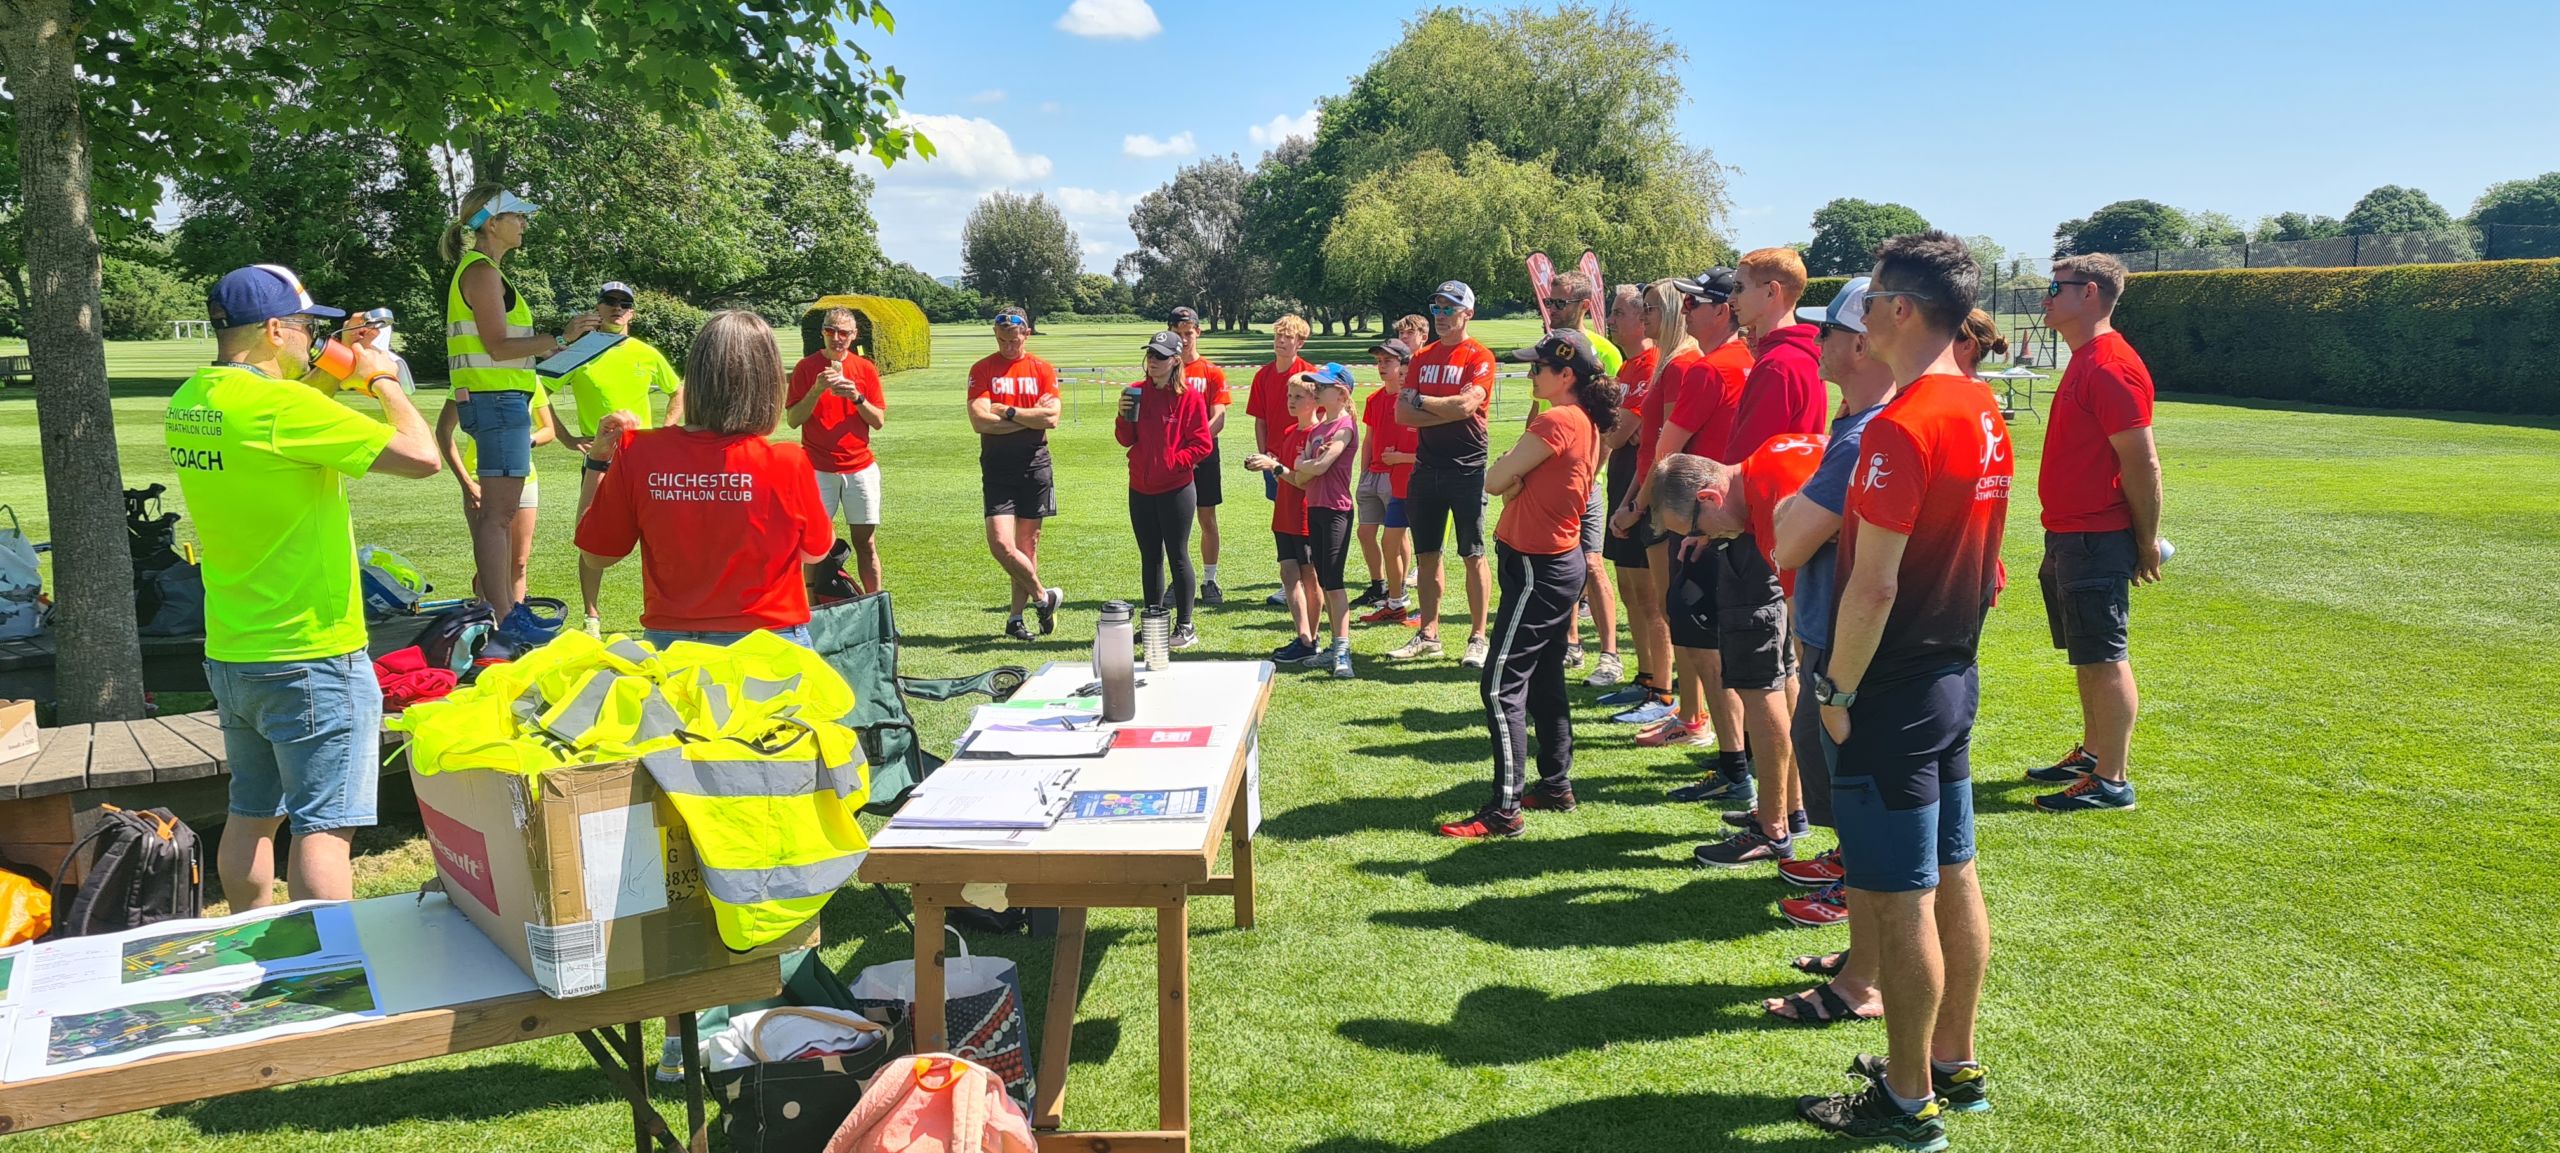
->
[[1322, 143, 1609, 317], [1805, 199, 1930, 276], [1243, 134, 1361, 333], [2253, 212, 2347, 243], [2469, 172, 2560, 230], [2053, 199, 2191, 257], [2342, 185, 2453, 236], [0, 0, 923, 722], [960, 191, 1079, 331], [1119, 155, 1266, 330]]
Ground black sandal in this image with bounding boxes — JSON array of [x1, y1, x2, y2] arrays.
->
[[1765, 982, 1880, 1026], [1790, 950, 1848, 977]]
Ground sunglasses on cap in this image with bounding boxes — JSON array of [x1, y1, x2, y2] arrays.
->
[[993, 313, 1029, 328]]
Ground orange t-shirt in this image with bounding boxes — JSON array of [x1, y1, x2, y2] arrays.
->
[[1184, 358, 1230, 408], [1736, 432, 1829, 594], [1496, 404, 1600, 555]]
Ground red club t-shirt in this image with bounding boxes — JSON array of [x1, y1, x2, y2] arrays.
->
[[1245, 358, 1312, 442], [1613, 344, 1659, 467], [1360, 385, 1418, 498], [1184, 357, 1230, 408], [786, 351, 885, 473], [1735, 432, 1829, 595], [1270, 422, 1311, 535], [2039, 331, 2155, 533], [1410, 337, 1496, 470], [1637, 347, 1699, 476], [1497, 404, 1600, 555], [1668, 338, 1753, 463], [967, 353, 1059, 467], [575, 427, 834, 633], [1835, 373, 2014, 686]]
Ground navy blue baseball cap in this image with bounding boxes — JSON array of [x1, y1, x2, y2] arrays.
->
[[206, 264, 344, 329]]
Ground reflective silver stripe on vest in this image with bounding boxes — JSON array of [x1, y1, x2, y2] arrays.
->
[[543, 671, 619, 739], [697, 853, 865, 906], [744, 674, 801, 703], [446, 321, 538, 338], [447, 352, 539, 370], [642, 751, 866, 799]]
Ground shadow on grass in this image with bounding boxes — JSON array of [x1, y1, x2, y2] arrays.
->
[[2160, 389, 2560, 432], [1352, 830, 1698, 885], [1259, 779, 1485, 841], [170, 1062, 613, 1134], [1337, 978, 1806, 1064], [1292, 1090, 1843, 1152], [1373, 877, 1785, 951]]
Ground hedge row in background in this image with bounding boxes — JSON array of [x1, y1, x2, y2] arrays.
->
[[2116, 259, 2560, 415], [800, 294, 932, 374], [1804, 276, 1847, 308]]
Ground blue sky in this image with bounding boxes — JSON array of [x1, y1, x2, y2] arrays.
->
[[858, 0, 2560, 278]]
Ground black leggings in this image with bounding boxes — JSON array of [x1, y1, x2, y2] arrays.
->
[[1130, 485, 1198, 625]]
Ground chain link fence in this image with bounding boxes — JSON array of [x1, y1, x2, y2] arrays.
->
[[2102, 223, 2560, 272]]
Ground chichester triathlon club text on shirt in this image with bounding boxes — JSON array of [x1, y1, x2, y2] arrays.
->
[[646, 470, 760, 502], [987, 376, 1043, 401]]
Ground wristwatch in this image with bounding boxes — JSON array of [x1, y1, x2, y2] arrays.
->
[[1812, 672, 1857, 709], [1002, 405, 1018, 423]]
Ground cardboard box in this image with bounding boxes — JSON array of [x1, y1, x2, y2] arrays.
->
[[407, 758, 814, 999], [0, 700, 36, 768]]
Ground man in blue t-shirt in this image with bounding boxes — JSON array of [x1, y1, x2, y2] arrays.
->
[[1756, 278, 1895, 1025]]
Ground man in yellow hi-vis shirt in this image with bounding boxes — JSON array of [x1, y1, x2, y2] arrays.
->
[[166, 265, 442, 909], [548, 280, 683, 635]]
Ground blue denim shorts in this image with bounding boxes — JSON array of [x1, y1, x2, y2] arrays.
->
[[453, 388, 535, 478], [206, 652, 384, 834], [643, 625, 815, 650]]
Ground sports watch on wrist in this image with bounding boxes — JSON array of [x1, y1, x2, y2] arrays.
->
[[1002, 404, 1018, 423], [1812, 672, 1857, 709]]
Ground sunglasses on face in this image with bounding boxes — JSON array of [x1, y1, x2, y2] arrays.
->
[[1429, 304, 1463, 317], [1682, 296, 1725, 313], [824, 327, 856, 336], [1865, 289, 1932, 305], [2045, 279, 2092, 298], [1542, 297, 1583, 311], [1818, 321, 1853, 339]]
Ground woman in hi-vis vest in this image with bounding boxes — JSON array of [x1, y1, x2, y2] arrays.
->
[[441, 184, 594, 638]]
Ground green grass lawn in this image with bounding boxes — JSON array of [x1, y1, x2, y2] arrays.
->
[[1, 321, 2556, 1150]]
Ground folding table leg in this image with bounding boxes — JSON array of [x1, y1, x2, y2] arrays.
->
[[1228, 788, 1256, 930], [1156, 899, 1190, 1133], [913, 897, 949, 1052], [679, 1011, 707, 1153], [1032, 907, 1089, 1129]]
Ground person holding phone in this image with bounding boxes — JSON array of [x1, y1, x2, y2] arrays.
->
[[1116, 330, 1213, 649], [787, 306, 887, 597]]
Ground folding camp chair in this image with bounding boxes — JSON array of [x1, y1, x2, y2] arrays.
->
[[806, 590, 1026, 815]]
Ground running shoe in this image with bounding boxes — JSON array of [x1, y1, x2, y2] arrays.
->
[[1358, 602, 1411, 626], [654, 1036, 687, 1083], [1004, 617, 1037, 642], [1612, 699, 1676, 725], [1853, 1053, 1989, 1116], [1780, 881, 1851, 928], [1198, 579, 1225, 606], [1563, 642, 1584, 669], [1271, 637, 1318, 663], [498, 602, 562, 646], [1170, 624, 1200, 650], [1264, 591, 1288, 607], [1694, 827, 1794, 867], [1300, 642, 1333, 668], [1583, 651, 1624, 687], [2026, 742, 2099, 783], [1349, 581, 1386, 609], [1595, 675, 1663, 707], [582, 614, 603, 639], [1520, 786, 1577, 812], [1797, 1058, 1949, 1152], [1635, 718, 1702, 748], [1460, 635, 1490, 668], [1036, 586, 1063, 635], [1731, 809, 1813, 838], [1669, 771, 1753, 804], [1388, 632, 1443, 660], [1437, 808, 1525, 839], [1331, 642, 1354, 679], [1778, 847, 1846, 888], [2034, 774, 2137, 813]]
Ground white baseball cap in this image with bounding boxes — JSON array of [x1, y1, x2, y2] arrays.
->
[[1799, 276, 1872, 334]]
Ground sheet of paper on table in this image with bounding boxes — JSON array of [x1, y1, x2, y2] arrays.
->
[[352, 891, 536, 1014], [890, 762, 1079, 829], [958, 726, 1115, 759]]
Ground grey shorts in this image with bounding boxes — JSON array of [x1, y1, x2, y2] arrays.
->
[[1579, 481, 1605, 555], [1357, 471, 1395, 526]]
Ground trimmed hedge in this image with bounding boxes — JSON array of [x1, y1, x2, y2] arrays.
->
[[1804, 277, 1847, 308], [802, 294, 932, 374], [2115, 259, 2560, 414]]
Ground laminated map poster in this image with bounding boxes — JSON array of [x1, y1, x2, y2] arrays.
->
[[16, 900, 360, 1000], [6, 964, 379, 1081]]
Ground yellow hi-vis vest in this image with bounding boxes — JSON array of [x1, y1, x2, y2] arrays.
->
[[643, 717, 871, 951], [446, 249, 538, 393]]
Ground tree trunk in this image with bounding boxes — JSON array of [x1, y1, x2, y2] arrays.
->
[[0, 0, 148, 723]]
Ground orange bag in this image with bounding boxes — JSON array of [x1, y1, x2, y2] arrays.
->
[[825, 1054, 1035, 1153], [0, 865, 51, 946]]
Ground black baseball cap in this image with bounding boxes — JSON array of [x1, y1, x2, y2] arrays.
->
[[1367, 337, 1414, 361], [1169, 306, 1199, 325], [1143, 330, 1185, 359], [1505, 329, 1604, 376], [1671, 268, 1741, 303]]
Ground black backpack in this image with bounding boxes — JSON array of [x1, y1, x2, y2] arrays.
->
[[46, 805, 204, 939]]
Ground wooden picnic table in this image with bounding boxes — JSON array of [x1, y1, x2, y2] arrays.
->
[[860, 660, 1272, 1153], [0, 614, 436, 701]]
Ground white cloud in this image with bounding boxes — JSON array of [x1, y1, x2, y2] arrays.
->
[[1039, 101, 1063, 115], [1082, 241, 1113, 256], [968, 88, 1006, 105], [1055, 187, 1135, 218], [848, 113, 1057, 277], [1122, 131, 1195, 159], [1056, 0, 1160, 40], [1248, 109, 1320, 149], [861, 113, 1052, 186]]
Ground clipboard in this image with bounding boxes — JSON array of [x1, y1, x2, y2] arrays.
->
[[534, 331, 629, 379]]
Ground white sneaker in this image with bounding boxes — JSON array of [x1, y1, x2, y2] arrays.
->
[[1584, 651, 1625, 687], [1331, 642, 1355, 679], [1460, 635, 1490, 668], [1563, 642, 1584, 669], [653, 1036, 686, 1082], [582, 615, 603, 639], [1389, 633, 1443, 660]]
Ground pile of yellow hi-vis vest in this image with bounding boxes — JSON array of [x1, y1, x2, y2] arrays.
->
[[388, 629, 871, 950]]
